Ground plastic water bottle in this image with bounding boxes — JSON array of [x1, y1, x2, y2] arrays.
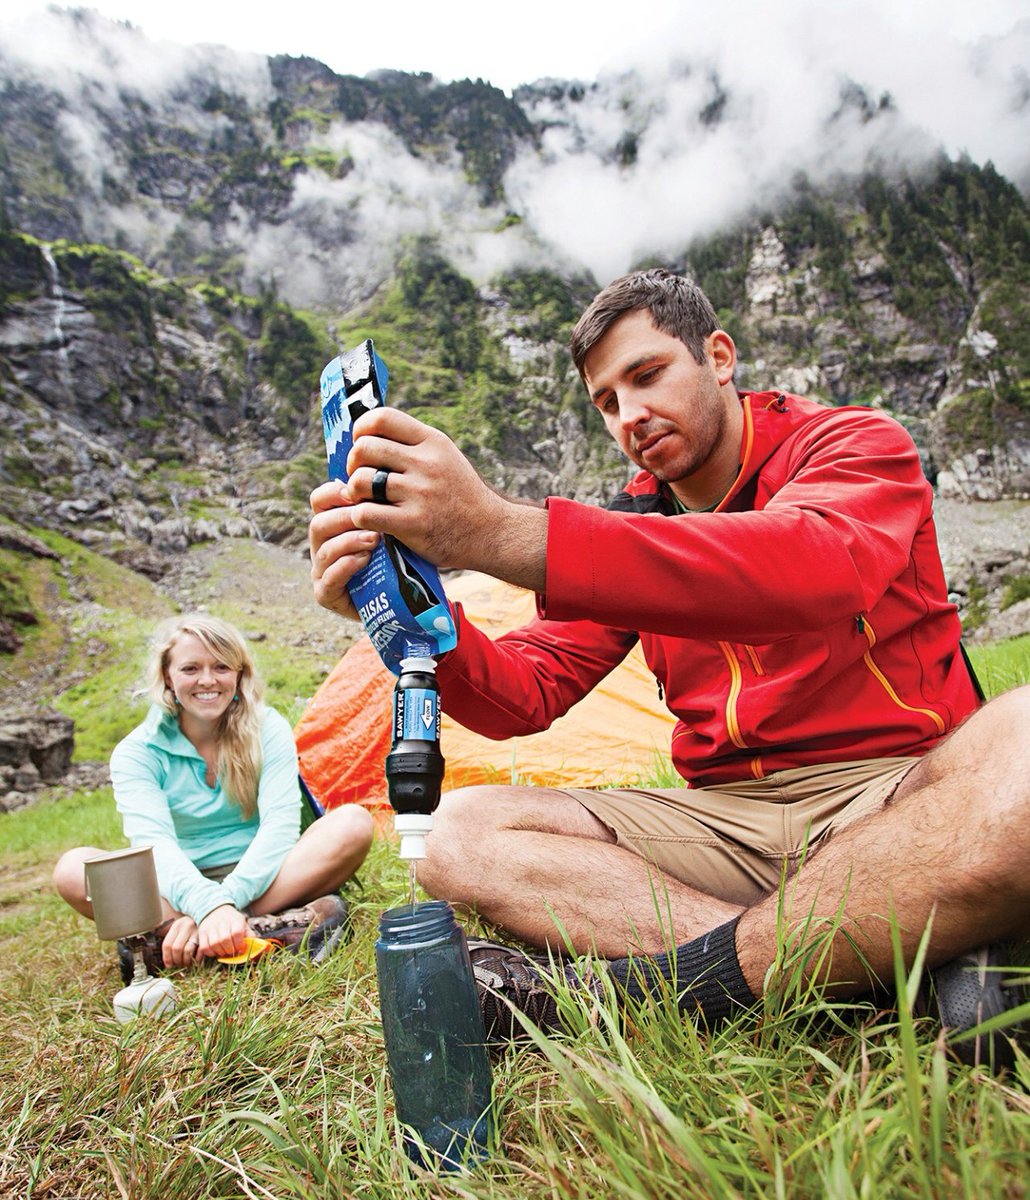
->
[[375, 900, 493, 1170]]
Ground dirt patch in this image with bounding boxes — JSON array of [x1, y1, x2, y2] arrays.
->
[[156, 537, 362, 667]]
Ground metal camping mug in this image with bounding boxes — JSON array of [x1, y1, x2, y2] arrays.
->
[[83, 846, 163, 941]]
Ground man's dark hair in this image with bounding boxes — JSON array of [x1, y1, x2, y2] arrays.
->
[[570, 268, 722, 375]]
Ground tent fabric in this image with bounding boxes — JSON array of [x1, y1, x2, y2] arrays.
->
[[294, 572, 676, 811]]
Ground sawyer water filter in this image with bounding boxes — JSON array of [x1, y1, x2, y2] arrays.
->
[[386, 656, 445, 862]]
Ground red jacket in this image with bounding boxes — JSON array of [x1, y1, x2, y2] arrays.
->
[[437, 391, 979, 785]]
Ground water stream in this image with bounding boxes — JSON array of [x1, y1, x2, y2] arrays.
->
[[40, 243, 74, 394]]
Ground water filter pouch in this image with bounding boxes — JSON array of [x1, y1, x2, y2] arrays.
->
[[320, 341, 458, 674]]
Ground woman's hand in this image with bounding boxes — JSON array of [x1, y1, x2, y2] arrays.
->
[[160, 914, 202, 969], [197, 905, 249, 960]]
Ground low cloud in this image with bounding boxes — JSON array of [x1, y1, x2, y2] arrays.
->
[[505, 2, 1030, 282], [1, 4, 1026, 304], [1, 6, 271, 109]]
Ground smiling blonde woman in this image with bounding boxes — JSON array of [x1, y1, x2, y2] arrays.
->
[[53, 614, 374, 972]]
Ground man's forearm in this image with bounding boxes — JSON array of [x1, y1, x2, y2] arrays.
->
[[464, 497, 548, 594]]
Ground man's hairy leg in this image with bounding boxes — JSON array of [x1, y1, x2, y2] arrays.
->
[[734, 684, 1030, 996], [608, 685, 1030, 1004], [425, 686, 1030, 1033], [418, 785, 742, 956]]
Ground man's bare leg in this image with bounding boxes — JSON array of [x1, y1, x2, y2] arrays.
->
[[421, 686, 1030, 996], [736, 683, 1030, 995], [419, 787, 741, 955]]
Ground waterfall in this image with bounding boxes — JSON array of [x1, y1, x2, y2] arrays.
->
[[40, 243, 74, 393]]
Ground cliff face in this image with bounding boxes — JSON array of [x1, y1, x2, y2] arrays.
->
[[0, 10, 1027, 652], [727, 171, 1030, 503], [0, 233, 333, 580]]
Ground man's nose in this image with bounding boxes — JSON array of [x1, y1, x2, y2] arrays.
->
[[619, 394, 651, 432]]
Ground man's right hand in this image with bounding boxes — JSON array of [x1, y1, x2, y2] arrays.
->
[[309, 480, 381, 621], [309, 407, 548, 613]]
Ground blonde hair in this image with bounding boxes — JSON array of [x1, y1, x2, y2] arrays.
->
[[145, 614, 265, 819]]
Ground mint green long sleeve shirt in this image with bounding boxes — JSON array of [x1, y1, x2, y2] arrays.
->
[[110, 705, 300, 924]]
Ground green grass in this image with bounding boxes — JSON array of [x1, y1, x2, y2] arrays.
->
[[2, 776, 1029, 1195], [180, 540, 337, 729], [1, 615, 1027, 1195], [1, 531, 344, 755], [968, 634, 1030, 698], [0, 525, 173, 757]]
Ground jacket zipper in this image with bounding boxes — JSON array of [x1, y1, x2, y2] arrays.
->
[[719, 642, 767, 779], [718, 642, 748, 749], [856, 615, 947, 735]]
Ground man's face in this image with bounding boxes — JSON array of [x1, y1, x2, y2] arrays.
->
[[582, 309, 736, 486]]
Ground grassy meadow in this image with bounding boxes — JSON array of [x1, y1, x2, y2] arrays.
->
[[1, 589, 1028, 1195]]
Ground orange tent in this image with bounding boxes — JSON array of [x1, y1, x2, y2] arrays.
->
[[294, 572, 676, 811]]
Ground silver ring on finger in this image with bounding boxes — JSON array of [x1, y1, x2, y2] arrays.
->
[[371, 467, 391, 504]]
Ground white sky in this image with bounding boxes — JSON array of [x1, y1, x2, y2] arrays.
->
[[1, 0, 1026, 93]]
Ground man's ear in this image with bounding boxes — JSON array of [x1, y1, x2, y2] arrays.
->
[[707, 330, 737, 385]]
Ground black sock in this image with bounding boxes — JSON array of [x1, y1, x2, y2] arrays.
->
[[607, 917, 756, 1026]]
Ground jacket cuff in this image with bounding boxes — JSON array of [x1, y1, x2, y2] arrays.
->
[[539, 496, 592, 621], [178, 878, 230, 926]]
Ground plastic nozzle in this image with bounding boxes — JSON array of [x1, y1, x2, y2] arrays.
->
[[399, 655, 436, 673], [395, 812, 433, 860]]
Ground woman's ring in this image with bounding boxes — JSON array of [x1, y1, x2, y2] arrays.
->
[[188, 939, 199, 949], [371, 468, 391, 504]]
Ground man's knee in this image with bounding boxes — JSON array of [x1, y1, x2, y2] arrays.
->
[[906, 683, 1030, 791], [419, 786, 514, 895], [423, 787, 497, 856], [431, 785, 501, 836], [981, 682, 1030, 732], [424, 783, 585, 850]]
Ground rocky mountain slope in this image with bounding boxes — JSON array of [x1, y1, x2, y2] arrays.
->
[[0, 9, 1027, 690]]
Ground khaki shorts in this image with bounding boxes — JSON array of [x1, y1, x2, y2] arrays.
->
[[567, 757, 919, 906]]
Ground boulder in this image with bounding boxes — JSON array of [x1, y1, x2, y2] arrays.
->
[[0, 709, 75, 791]]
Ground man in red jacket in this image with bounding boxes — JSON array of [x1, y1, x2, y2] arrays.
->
[[309, 269, 1029, 1068]]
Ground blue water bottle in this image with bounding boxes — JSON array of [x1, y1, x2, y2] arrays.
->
[[375, 900, 494, 1170]]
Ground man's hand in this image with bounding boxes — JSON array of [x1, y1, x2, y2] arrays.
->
[[344, 408, 505, 569], [197, 905, 249, 960], [318, 407, 547, 592], [309, 480, 380, 620]]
